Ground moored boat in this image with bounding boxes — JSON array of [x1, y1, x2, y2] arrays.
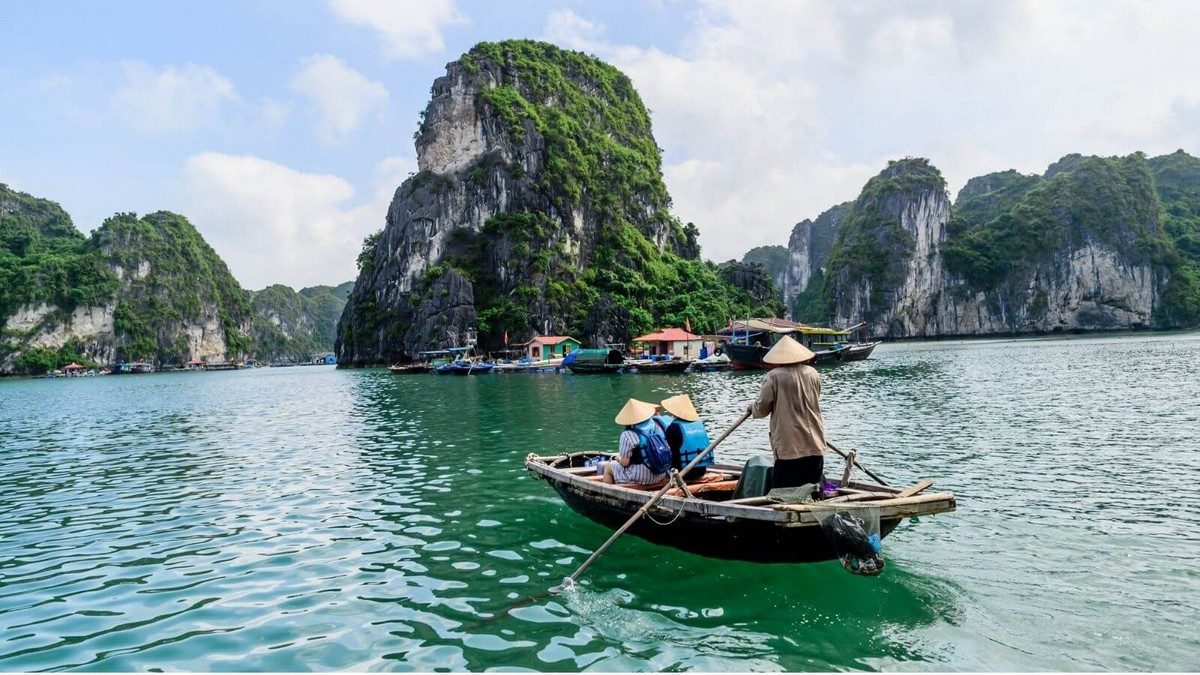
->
[[525, 451, 955, 563], [845, 341, 881, 361], [626, 358, 692, 374], [493, 357, 565, 373], [565, 348, 625, 374], [691, 353, 732, 372], [388, 363, 432, 374], [723, 320, 858, 370]]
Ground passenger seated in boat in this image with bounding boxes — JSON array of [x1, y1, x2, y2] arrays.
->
[[602, 398, 671, 486], [656, 394, 712, 481]]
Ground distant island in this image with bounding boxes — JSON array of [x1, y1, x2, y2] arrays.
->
[[762, 151, 1200, 337], [336, 39, 1200, 366], [5, 39, 1198, 374], [0, 185, 351, 375]]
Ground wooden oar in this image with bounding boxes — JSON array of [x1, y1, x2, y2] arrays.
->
[[826, 441, 890, 487], [551, 409, 752, 593]]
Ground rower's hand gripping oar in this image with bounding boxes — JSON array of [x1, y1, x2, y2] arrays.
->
[[826, 441, 889, 487], [552, 409, 752, 594]]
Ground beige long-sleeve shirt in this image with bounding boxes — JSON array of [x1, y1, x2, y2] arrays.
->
[[750, 364, 827, 460]]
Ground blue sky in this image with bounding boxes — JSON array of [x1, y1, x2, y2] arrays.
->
[[2, 1, 1198, 289]]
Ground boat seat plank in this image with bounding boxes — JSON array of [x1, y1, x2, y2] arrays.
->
[[895, 479, 934, 498]]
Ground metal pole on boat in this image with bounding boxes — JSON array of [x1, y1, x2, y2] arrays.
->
[[552, 410, 752, 593], [826, 441, 890, 486]]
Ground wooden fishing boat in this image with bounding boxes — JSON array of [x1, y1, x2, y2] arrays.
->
[[725, 342, 851, 370], [525, 451, 955, 563], [844, 341, 880, 361], [493, 357, 565, 373], [434, 359, 493, 375], [627, 358, 692, 374], [388, 363, 432, 374]]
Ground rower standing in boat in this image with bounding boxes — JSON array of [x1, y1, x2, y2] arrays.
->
[[602, 398, 672, 485], [656, 394, 713, 481], [746, 335, 827, 489]]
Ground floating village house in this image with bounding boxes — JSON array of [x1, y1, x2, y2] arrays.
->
[[314, 353, 337, 365], [523, 336, 581, 360], [632, 328, 704, 359]]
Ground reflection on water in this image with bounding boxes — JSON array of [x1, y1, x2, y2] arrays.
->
[[1, 331, 1198, 670]]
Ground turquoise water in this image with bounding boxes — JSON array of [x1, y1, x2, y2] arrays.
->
[[1, 333, 1198, 671]]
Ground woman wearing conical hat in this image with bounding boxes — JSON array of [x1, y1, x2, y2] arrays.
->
[[746, 335, 827, 489], [657, 394, 713, 481], [602, 398, 671, 485]]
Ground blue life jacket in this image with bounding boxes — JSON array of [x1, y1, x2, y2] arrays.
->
[[671, 419, 713, 468], [629, 419, 672, 474]]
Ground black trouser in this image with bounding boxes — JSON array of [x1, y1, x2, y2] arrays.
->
[[772, 456, 824, 489]]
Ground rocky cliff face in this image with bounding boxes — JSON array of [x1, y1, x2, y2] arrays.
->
[[821, 154, 1177, 337], [250, 282, 352, 363], [1, 193, 257, 373], [94, 211, 253, 365], [719, 261, 786, 316], [740, 245, 788, 298], [782, 202, 847, 321], [337, 40, 770, 365]]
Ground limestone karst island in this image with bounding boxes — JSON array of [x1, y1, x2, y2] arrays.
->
[[1, 5, 1198, 673]]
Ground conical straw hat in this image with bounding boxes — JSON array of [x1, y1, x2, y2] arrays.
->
[[763, 335, 816, 365], [614, 398, 658, 425], [660, 394, 699, 422]]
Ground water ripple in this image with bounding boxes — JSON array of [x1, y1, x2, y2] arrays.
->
[[1, 334, 1198, 670]]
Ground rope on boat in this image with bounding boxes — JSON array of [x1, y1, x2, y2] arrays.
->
[[553, 410, 752, 592], [646, 502, 685, 526]]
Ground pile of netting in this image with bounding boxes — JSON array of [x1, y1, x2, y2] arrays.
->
[[811, 505, 885, 576]]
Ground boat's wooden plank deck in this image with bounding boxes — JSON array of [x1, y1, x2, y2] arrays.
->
[[526, 453, 955, 527]]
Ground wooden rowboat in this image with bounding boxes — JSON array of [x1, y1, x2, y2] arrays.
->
[[844, 341, 880, 361], [627, 359, 692, 374], [525, 451, 955, 563], [388, 363, 432, 374]]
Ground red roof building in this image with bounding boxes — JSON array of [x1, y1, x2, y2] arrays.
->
[[631, 328, 704, 358]]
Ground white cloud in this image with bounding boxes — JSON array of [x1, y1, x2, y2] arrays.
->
[[328, 0, 467, 59], [182, 153, 414, 289], [542, 2, 1200, 261], [111, 62, 237, 134], [289, 55, 389, 142]]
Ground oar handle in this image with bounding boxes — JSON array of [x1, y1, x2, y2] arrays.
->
[[559, 410, 752, 588], [826, 441, 889, 487]]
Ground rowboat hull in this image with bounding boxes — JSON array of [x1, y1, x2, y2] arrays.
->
[[526, 452, 955, 564], [550, 478, 900, 563], [844, 342, 880, 361], [566, 363, 624, 374], [388, 364, 432, 374], [627, 360, 692, 374]]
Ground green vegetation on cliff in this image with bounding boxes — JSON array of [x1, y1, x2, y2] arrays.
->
[[251, 282, 352, 362], [0, 184, 117, 322], [97, 211, 252, 363], [424, 41, 781, 341], [466, 40, 670, 216], [1149, 150, 1200, 326], [742, 245, 788, 300], [822, 158, 941, 318], [944, 154, 1170, 288]]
